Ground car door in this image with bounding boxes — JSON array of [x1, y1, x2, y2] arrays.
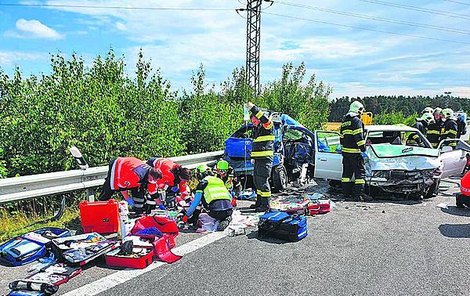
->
[[313, 131, 343, 180], [438, 139, 466, 178]]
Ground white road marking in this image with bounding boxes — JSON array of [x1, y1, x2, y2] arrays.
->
[[61, 232, 226, 296]]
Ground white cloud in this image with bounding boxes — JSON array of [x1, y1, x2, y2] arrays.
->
[[115, 22, 126, 31], [5, 0, 469, 97], [0, 51, 46, 66], [7, 19, 64, 40]]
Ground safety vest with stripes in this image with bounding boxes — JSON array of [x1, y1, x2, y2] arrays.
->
[[250, 106, 274, 159], [442, 119, 458, 147], [427, 120, 443, 148], [340, 113, 366, 154], [203, 176, 232, 204]]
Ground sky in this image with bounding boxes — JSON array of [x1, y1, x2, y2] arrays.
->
[[0, 0, 469, 99]]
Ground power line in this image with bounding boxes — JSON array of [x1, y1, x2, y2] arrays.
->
[[262, 11, 470, 45], [276, 1, 470, 36], [357, 0, 470, 21], [0, 3, 235, 11], [444, 0, 470, 6]]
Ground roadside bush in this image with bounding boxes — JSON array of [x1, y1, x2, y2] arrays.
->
[[257, 62, 331, 130], [0, 51, 332, 220], [374, 112, 418, 126]]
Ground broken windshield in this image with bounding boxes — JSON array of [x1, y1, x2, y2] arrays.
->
[[369, 143, 439, 158]]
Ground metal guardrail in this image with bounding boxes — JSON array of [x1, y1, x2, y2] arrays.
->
[[0, 151, 224, 204]]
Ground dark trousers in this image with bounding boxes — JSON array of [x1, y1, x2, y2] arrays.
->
[[456, 194, 470, 208], [253, 157, 273, 199], [342, 153, 365, 198]]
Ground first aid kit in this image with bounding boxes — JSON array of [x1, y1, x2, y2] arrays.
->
[[258, 210, 308, 242]]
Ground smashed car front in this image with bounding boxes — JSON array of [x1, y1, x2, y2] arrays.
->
[[365, 144, 441, 194]]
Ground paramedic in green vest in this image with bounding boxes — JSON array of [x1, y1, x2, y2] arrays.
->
[[246, 102, 274, 212], [340, 101, 371, 201], [185, 175, 233, 230]]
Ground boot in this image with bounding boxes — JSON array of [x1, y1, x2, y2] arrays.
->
[[254, 198, 270, 212], [342, 182, 353, 199], [249, 195, 262, 209]]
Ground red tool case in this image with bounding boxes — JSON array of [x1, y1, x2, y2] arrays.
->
[[105, 247, 154, 269], [79, 199, 120, 234], [307, 200, 331, 215]]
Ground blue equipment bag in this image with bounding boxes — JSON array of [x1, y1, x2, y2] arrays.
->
[[0, 228, 70, 267], [258, 210, 308, 242], [225, 137, 252, 158]]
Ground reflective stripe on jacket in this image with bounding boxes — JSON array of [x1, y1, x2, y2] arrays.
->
[[111, 157, 150, 190], [250, 105, 274, 159], [340, 113, 366, 154], [427, 120, 443, 147], [202, 176, 232, 204]]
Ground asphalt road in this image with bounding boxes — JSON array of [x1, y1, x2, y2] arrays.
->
[[2, 180, 469, 296]]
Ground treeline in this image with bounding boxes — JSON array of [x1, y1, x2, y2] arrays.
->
[[329, 95, 470, 122], [0, 50, 331, 178]]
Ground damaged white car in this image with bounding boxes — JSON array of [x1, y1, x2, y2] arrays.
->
[[313, 125, 470, 198]]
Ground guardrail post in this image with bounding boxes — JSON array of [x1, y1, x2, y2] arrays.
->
[[87, 189, 95, 202]]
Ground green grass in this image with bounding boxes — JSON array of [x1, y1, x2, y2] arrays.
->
[[0, 208, 81, 243]]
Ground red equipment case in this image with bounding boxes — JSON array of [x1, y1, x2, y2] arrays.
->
[[105, 247, 154, 269], [79, 199, 120, 234], [307, 200, 331, 215]]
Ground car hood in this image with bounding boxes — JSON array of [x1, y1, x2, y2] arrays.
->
[[369, 144, 439, 158], [366, 144, 440, 173]]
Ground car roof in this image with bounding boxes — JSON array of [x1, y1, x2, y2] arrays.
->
[[365, 124, 418, 133]]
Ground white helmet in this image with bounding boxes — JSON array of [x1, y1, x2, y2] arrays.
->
[[442, 108, 454, 119], [349, 101, 365, 115], [422, 107, 433, 114], [433, 107, 442, 115], [420, 113, 434, 124]]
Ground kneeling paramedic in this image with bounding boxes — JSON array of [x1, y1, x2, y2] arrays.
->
[[246, 101, 274, 212], [147, 158, 191, 207], [340, 101, 370, 201], [99, 157, 162, 214], [184, 175, 233, 230], [456, 171, 470, 208]]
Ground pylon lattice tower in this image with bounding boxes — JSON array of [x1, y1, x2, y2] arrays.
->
[[245, 0, 262, 95]]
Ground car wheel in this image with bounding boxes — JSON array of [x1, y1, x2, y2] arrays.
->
[[424, 179, 440, 199], [272, 165, 288, 192]]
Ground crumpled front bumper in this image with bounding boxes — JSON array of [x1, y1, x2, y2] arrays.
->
[[367, 170, 437, 194]]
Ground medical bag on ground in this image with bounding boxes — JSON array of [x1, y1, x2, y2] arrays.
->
[[269, 195, 310, 214], [131, 215, 179, 238], [51, 233, 116, 266], [9, 263, 82, 295], [8, 280, 58, 296], [79, 199, 120, 234], [307, 199, 331, 215], [0, 228, 70, 266], [258, 210, 308, 242], [105, 241, 154, 269]]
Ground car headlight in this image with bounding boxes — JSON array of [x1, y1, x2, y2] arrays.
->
[[372, 171, 389, 179]]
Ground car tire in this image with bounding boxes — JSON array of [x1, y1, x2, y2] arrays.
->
[[272, 165, 288, 192], [424, 179, 440, 199]]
